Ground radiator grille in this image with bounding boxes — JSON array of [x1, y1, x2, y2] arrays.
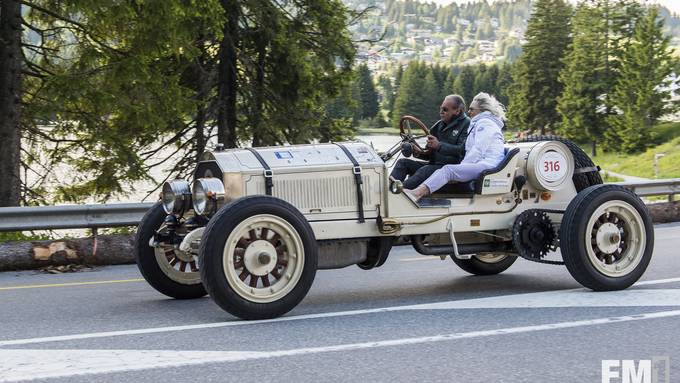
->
[[251, 174, 374, 211]]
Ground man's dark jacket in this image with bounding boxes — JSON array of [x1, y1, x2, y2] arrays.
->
[[427, 113, 470, 165]]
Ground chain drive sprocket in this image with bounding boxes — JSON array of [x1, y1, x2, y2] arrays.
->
[[512, 209, 562, 265]]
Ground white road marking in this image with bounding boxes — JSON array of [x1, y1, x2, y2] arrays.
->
[[399, 256, 440, 262], [0, 277, 678, 348], [635, 276, 680, 285], [410, 289, 680, 310], [2, 309, 680, 382]]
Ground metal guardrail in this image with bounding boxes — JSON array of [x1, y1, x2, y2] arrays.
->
[[0, 203, 154, 232], [0, 178, 678, 232], [615, 178, 680, 198]]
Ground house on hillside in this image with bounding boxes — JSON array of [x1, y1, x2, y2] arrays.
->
[[443, 37, 460, 47], [478, 40, 495, 52], [458, 19, 470, 27], [509, 28, 524, 39]]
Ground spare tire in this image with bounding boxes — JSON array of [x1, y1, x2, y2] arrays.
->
[[518, 135, 602, 192]]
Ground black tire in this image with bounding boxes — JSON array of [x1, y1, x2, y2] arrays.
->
[[518, 135, 602, 192], [134, 202, 207, 299], [199, 196, 318, 320], [560, 184, 654, 291], [451, 254, 517, 275]]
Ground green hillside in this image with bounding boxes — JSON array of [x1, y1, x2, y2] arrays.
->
[[592, 122, 680, 179]]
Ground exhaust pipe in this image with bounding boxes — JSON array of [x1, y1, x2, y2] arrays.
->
[[410, 235, 513, 256]]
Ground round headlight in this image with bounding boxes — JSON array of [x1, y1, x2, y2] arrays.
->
[[192, 178, 225, 216], [161, 180, 192, 215]]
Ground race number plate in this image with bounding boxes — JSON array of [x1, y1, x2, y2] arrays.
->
[[539, 150, 568, 182]]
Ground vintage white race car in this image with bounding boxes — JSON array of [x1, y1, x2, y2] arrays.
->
[[135, 116, 654, 320]]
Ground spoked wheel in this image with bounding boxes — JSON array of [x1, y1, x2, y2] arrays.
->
[[134, 202, 207, 299], [399, 115, 431, 155], [155, 242, 199, 282], [225, 214, 305, 302], [200, 196, 317, 320], [560, 184, 654, 290], [452, 253, 517, 275], [585, 201, 644, 276]]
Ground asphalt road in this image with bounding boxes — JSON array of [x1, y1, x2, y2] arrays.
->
[[1, 223, 679, 382]]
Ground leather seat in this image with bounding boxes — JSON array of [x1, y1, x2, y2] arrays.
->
[[432, 147, 520, 197]]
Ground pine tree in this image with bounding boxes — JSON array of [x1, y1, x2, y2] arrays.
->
[[421, 69, 440, 126], [608, 7, 677, 152], [356, 64, 380, 120], [495, 62, 515, 109], [21, 0, 357, 202], [453, 65, 475, 107], [507, 0, 572, 135], [392, 61, 432, 126], [377, 74, 395, 116], [557, 0, 642, 154]]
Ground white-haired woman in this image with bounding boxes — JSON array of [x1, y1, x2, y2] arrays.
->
[[405, 92, 506, 201]]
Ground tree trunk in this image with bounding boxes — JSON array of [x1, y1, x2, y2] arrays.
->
[[591, 140, 597, 157], [194, 55, 209, 162], [251, 37, 267, 147], [0, 0, 22, 207], [216, 0, 239, 148], [0, 234, 135, 271], [195, 105, 207, 161]]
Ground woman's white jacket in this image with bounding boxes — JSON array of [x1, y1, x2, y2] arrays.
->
[[461, 111, 505, 168]]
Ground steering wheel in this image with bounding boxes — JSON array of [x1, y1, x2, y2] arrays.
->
[[399, 115, 431, 155]]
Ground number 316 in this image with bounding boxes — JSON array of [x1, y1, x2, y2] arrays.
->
[[544, 161, 560, 172]]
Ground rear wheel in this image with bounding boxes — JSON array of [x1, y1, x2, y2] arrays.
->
[[199, 196, 318, 320], [134, 202, 207, 299], [451, 254, 517, 275], [560, 184, 654, 290]]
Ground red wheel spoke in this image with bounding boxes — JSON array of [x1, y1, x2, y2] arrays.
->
[[271, 268, 282, 279], [190, 261, 198, 272], [236, 238, 250, 249], [276, 244, 286, 255], [260, 228, 269, 240], [180, 261, 187, 272], [261, 275, 270, 287], [249, 229, 257, 242], [233, 260, 244, 269], [249, 274, 258, 288], [239, 270, 249, 281], [269, 233, 281, 246], [277, 258, 288, 267], [170, 258, 178, 266]]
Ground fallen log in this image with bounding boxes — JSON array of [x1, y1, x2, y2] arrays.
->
[[646, 200, 680, 224], [0, 234, 135, 272]]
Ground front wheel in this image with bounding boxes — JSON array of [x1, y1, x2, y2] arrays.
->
[[451, 254, 517, 275], [199, 196, 318, 320], [134, 202, 207, 299], [560, 184, 654, 291]]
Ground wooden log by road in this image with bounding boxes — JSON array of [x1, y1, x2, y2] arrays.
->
[[646, 200, 680, 224], [0, 234, 135, 271]]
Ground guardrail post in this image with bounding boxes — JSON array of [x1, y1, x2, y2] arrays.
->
[[92, 227, 98, 259]]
